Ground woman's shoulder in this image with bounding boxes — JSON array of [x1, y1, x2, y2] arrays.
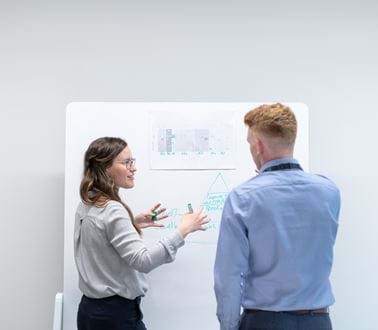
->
[[76, 200, 125, 218], [104, 200, 124, 210], [101, 200, 130, 218], [75, 200, 89, 216]]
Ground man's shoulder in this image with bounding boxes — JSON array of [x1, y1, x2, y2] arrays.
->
[[306, 172, 340, 191], [233, 172, 283, 191], [230, 171, 339, 195], [229, 175, 267, 198]]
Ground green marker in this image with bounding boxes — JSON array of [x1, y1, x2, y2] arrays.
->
[[187, 203, 193, 214], [151, 211, 158, 221]]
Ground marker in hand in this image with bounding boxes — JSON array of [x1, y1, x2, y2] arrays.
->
[[151, 211, 158, 221], [178, 204, 209, 238]]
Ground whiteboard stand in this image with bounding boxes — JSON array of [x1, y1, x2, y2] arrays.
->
[[53, 292, 63, 330]]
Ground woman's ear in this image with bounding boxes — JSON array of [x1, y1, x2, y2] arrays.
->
[[105, 166, 112, 177]]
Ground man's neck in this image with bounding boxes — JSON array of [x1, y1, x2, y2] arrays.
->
[[260, 153, 294, 167]]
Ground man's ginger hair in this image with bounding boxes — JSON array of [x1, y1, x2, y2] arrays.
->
[[244, 103, 297, 146]]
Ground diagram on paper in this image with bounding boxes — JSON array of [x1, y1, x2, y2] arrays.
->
[[156, 128, 232, 153], [149, 111, 237, 170]]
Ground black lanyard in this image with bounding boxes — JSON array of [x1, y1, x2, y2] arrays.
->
[[262, 163, 303, 173]]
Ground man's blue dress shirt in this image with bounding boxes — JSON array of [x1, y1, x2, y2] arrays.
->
[[214, 158, 340, 330]]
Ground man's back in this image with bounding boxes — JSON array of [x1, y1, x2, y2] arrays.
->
[[233, 161, 340, 310], [215, 104, 340, 330], [214, 158, 340, 329]]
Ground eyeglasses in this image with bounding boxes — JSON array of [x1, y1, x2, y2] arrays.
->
[[119, 158, 136, 169]]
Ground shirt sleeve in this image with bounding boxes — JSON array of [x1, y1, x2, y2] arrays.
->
[[104, 202, 185, 273], [214, 191, 250, 330]]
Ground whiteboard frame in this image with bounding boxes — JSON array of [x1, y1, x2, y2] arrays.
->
[[63, 102, 309, 330]]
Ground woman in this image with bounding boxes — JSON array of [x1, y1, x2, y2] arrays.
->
[[75, 137, 208, 330]]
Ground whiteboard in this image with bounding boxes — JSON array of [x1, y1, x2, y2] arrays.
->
[[64, 102, 309, 330]]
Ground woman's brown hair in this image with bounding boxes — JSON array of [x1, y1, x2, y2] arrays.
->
[[79, 137, 141, 234]]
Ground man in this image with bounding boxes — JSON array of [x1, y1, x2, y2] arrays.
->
[[214, 103, 340, 330]]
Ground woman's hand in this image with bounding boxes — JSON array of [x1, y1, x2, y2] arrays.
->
[[134, 203, 168, 229], [178, 208, 209, 238]]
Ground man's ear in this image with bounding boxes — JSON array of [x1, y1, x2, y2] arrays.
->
[[256, 138, 264, 155]]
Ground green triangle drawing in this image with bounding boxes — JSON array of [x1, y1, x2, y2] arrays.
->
[[202, 173, 229, 212]]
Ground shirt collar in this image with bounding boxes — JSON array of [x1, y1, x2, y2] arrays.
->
[[259, 157, 299, 173]]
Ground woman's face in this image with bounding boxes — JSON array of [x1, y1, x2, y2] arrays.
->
[[107, 146, 136, 189]]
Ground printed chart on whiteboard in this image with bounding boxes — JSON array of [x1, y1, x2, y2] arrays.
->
[[149, 110, 237, 169]]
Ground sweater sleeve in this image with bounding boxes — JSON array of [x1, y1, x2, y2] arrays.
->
[[104, 202, 185, 273]]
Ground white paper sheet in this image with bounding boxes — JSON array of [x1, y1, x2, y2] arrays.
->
[[149, 110, 237, 169]]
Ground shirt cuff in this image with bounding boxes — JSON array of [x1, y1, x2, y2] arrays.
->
[[167, 230, 185, 250]]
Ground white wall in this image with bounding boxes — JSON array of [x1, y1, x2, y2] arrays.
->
[[0, 1, 377, 329]]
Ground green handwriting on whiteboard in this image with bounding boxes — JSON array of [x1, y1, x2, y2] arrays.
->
[[203, 193, 227, 212], [159, 173, 229, 231]]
